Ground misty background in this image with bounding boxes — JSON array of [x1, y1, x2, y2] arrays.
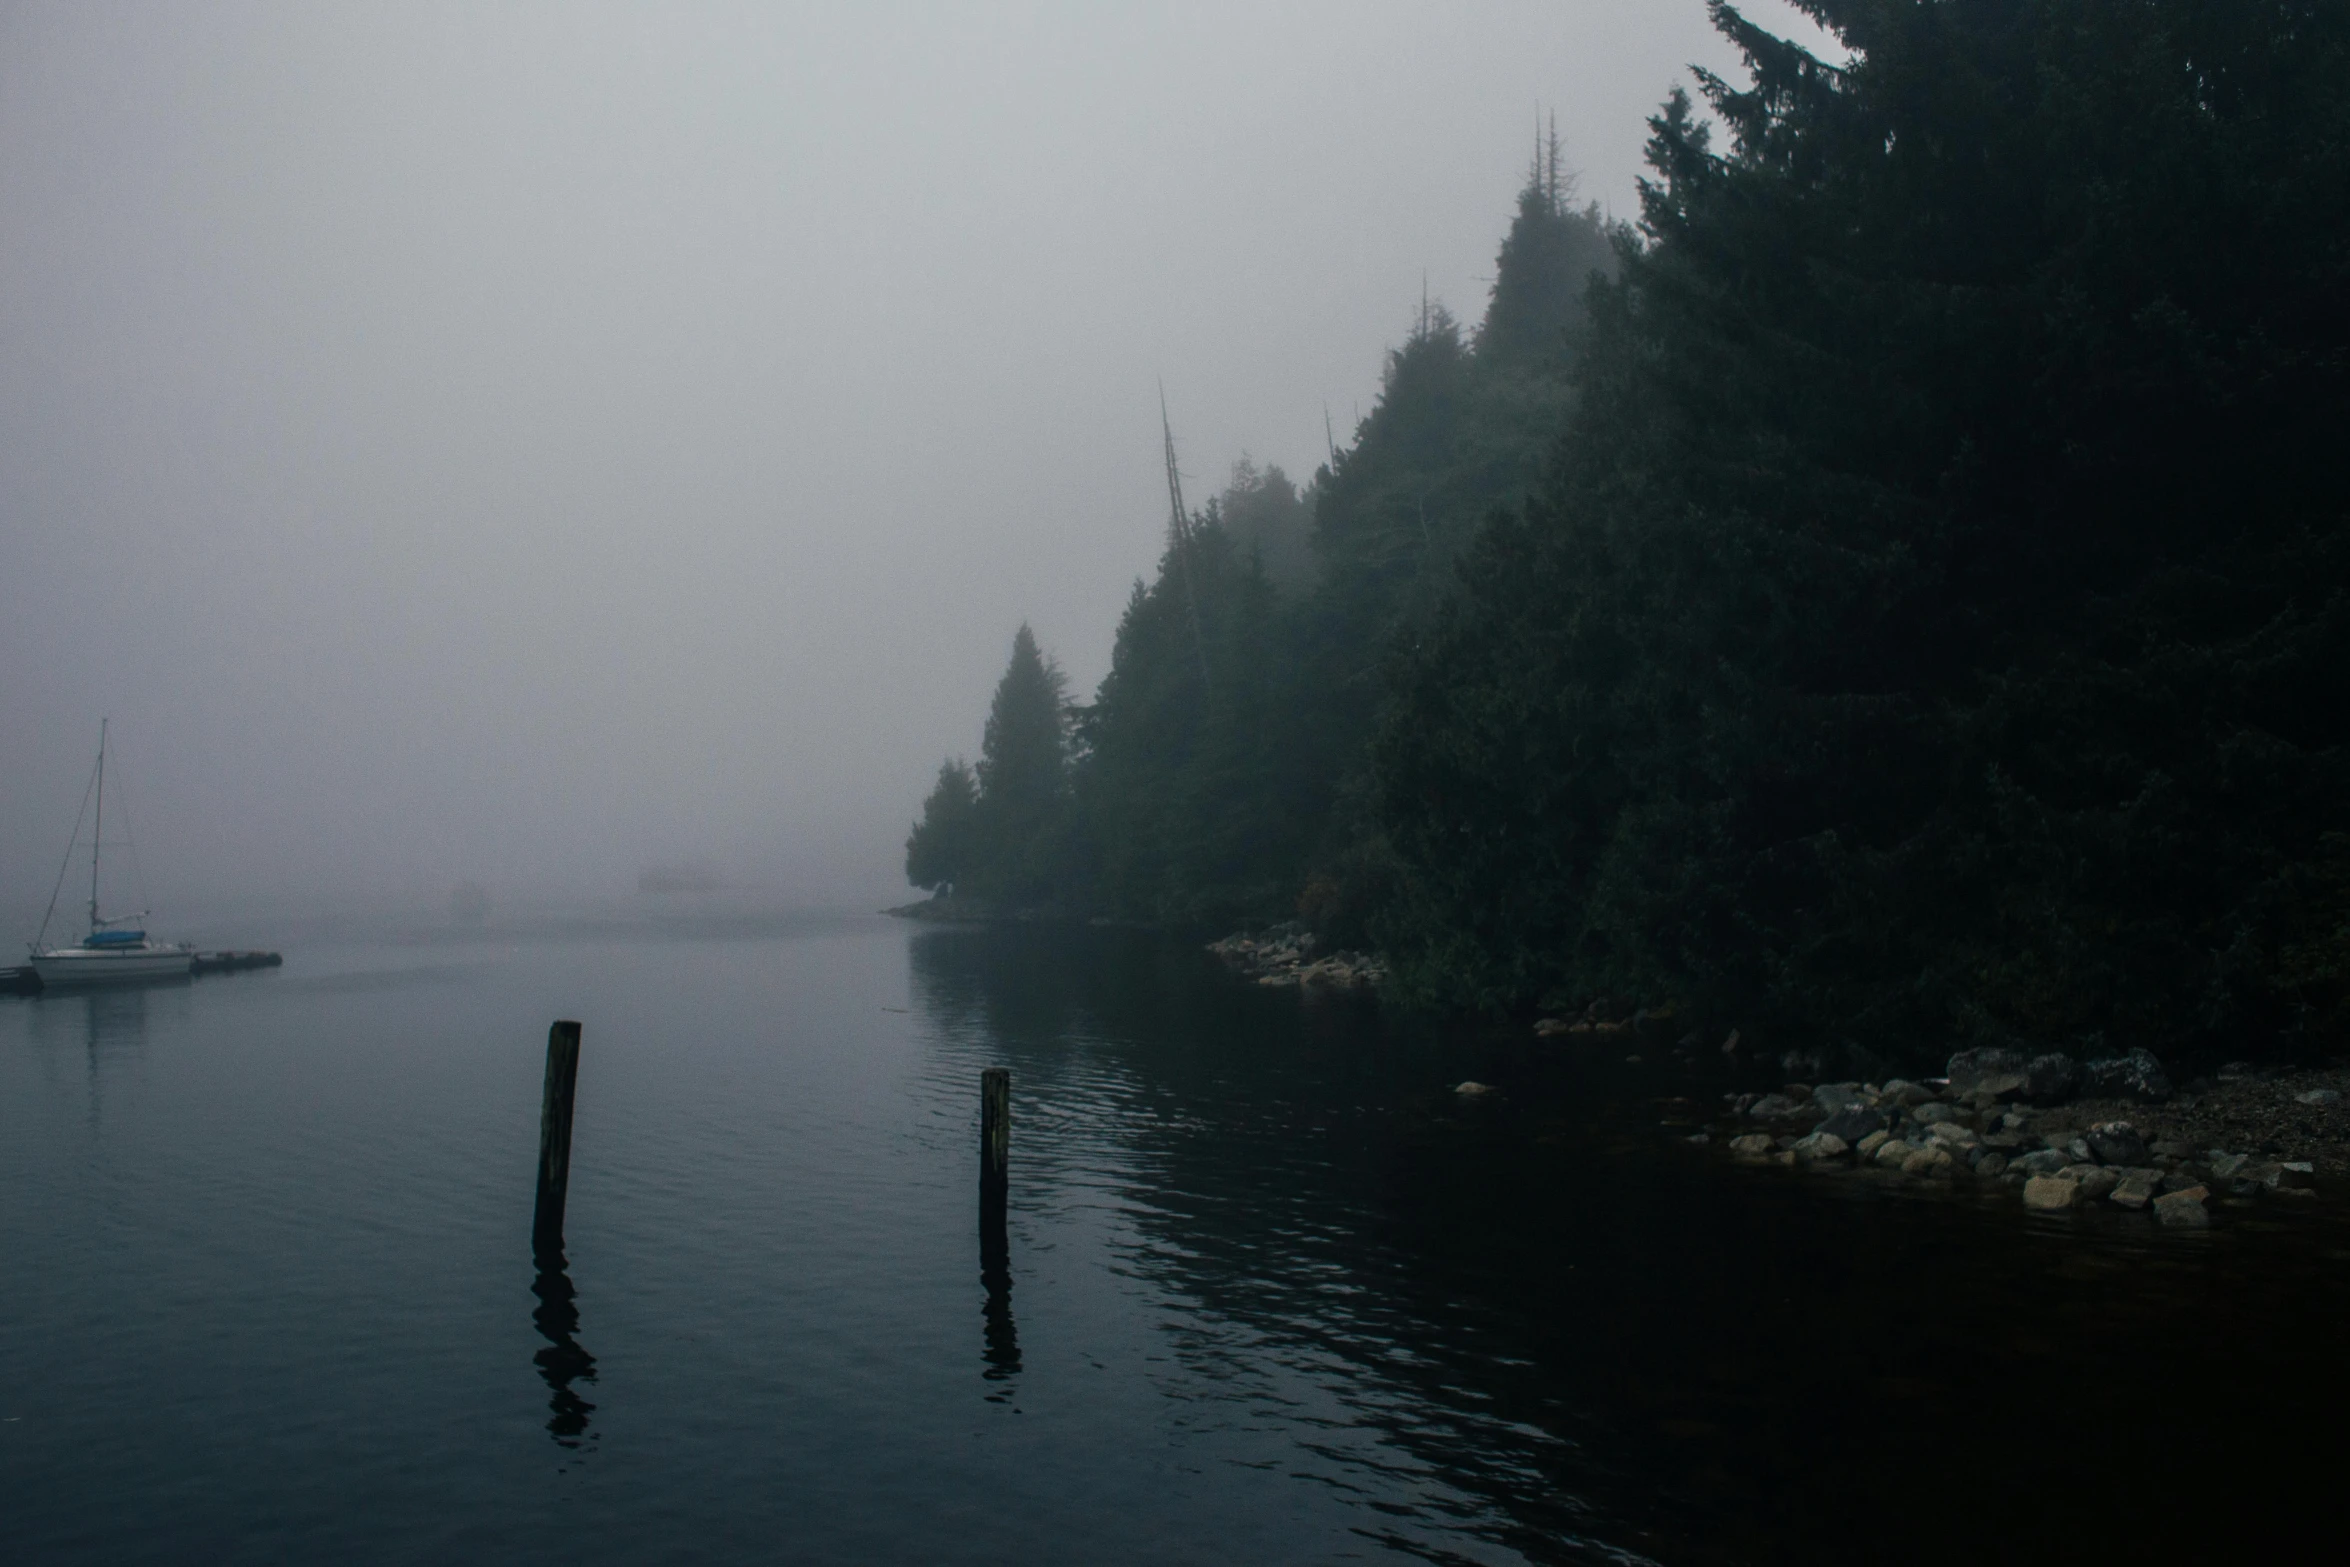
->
[[0, 0, 1832, 933]]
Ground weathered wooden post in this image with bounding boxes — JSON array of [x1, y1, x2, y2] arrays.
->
[[533, 1021, 584, 1255], [978, 1065, 1011, 1360], [980, 1067, 1010, 1207]]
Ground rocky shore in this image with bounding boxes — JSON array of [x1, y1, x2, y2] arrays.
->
[[1206, 923, 1385, 991], [1691, 1045, 2344, 1227]]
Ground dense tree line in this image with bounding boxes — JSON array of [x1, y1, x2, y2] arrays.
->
[[912, 0, 2350, 1069], [906, 127, 1612, 925]]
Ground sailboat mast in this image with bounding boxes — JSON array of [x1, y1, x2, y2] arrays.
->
[[89, 719, 106, 936]]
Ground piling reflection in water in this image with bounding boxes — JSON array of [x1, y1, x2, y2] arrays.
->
[[977, 1064, 1020, 1395], [979, 1197, 1021, 1396], [529, 1248, 598, 1450], [909, 925, 1597, 1555]]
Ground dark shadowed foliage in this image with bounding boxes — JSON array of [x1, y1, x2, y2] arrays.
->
[[904, 758, 978, 892], [1073, 516, 1324, 925], [923, 625, 1075, 905], [1373, 0, 2350, 1068], [988, 151, 1619, 932], [903, 0, 2350, 1073]]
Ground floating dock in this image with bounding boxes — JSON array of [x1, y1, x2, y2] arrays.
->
[[1, 951, 282, 995], [191, 950, 284, 975]]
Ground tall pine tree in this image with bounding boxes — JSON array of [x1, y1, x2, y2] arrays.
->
[[969, 624, 1071, 903]]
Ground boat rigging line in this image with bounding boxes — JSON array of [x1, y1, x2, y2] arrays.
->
[[33, 733, 102, 956]]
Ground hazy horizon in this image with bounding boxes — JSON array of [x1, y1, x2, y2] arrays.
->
[[1, 1, 1835, 936]]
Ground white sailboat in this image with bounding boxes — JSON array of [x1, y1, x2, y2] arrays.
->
[[29, 721, 193, 988]]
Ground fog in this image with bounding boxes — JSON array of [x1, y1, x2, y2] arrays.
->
[[0, 1, 1833, 934]]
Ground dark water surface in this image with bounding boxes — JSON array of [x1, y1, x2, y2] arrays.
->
[[4, 916, 2344, 1564]]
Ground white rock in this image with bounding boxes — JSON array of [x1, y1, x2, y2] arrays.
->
[[2022, 1175, 2080, 1210]]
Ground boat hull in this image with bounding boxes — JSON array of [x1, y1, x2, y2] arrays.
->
[[31, 947, 195, 987]]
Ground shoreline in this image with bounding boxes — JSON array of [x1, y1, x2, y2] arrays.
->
[[883, 908, 2346, 1219], [1681, 1050, 2345, 1226], [1203, 922, 1384, 991]]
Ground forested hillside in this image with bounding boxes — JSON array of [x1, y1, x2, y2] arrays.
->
[[910, 0, 2350, 1072]]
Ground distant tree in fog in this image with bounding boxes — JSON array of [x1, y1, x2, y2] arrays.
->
[[1211, 457, 1315, 591], [904, 759, 977, 892], [1476, 117, 1616, 370], [976, 625, 1067, 813], [968, 624, 1072, 901]]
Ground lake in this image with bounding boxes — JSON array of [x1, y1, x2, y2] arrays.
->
[[4, 913, 2343, 1563]]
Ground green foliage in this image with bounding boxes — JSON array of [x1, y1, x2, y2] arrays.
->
[[976, 625, 1066, 812], [1304, 185, 1619, 750], [1075, 515, 1328, 925], [902, 0, 2350, 1071], [1373, 0, 2350, 1064], [1211, 458, 1316, 592], [904, 758, 977, 891], [904, 149, 1617, 933], [965, 625, 1072, 903], [1478, 122, 1618, 372]]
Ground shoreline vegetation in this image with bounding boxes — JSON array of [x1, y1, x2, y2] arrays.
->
[[904, 2, 2350, 1086]]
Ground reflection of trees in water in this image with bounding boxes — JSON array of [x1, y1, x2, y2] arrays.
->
[[530, 1251, 599, 1451], [906, 926, 1620, 1563]]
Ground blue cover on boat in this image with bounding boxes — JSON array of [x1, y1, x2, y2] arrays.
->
[[85, 929, 145, 947]]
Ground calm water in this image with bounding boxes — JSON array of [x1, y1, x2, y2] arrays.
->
[[4, 915, 2345, 1564]]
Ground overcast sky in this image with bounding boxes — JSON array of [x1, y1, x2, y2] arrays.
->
[[0, 0, 1836, 930]]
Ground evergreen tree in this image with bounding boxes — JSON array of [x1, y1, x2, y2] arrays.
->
[[1289, 167, 1620, 935], [1212, 458, 1316, 592], [904, 759, 977, 892], [902, 147, 1625, 933], [969, 624, 1071, 902], [1075, 514, 1321, 924], [1373, 0, 2350, 1067], [1478, 119, 1617, 369]]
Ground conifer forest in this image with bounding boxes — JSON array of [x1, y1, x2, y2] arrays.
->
[[907, 0, 2350, 1075]]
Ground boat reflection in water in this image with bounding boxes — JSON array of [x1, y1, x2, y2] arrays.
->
[[63, 984, 154, 1051], [530, 1247, 599, 1452], [21, 984, 160, 1130]]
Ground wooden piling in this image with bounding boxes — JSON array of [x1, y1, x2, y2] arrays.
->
[[980, 1067, 1010, 1203], [533, 1021, 584, 1254]]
